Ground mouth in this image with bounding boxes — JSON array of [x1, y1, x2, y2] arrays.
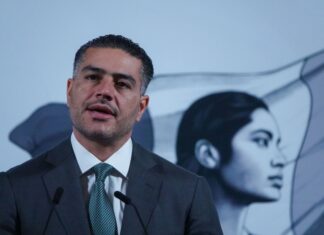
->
[[268, 175, 283, 189], [86, 103, 117, 120]]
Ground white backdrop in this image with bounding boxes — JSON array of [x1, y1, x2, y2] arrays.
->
[[1, 1, 324, 171]]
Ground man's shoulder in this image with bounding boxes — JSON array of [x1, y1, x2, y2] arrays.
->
[[6, 152, 48, 177], [5, 139, 72, 179]]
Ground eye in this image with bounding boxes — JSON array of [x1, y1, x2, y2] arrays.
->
[[253, 137, 269, 148], [85, 74, 101, 81], [115, 80, 131, 89]]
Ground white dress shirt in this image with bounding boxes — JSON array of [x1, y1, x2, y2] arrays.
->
[[71, 133, 132, 235]]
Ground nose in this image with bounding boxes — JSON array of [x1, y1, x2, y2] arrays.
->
[[95, 78, 114, 101], [271, 149, 286, 168]]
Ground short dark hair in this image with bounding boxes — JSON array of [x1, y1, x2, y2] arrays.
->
[[73, 34, 154, 94], [176, 91, 268, 174]]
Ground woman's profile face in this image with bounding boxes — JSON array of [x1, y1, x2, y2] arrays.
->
[[220, 108, 285, 201]]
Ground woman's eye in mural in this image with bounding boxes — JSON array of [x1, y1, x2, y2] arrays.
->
[[252, 136, 270, 148]]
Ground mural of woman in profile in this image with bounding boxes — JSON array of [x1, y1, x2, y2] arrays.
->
[[176, 91, 286, 235]]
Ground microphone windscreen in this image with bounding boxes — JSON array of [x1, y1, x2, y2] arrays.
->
[[114, 191, 131, 204]]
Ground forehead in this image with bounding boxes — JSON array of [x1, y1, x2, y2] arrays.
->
[[237, 108, 280, 137], [77, 47, 143, 76]]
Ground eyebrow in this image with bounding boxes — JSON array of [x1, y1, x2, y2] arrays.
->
[[251, 129, 273, 140], [81, 65, 136, 85], [81, 65, 106, 74]]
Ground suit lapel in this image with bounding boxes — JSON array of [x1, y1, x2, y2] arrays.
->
[[42, 140, 91, 235], [121, 143, 163, 235]]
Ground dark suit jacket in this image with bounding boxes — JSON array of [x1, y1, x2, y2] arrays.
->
[[0, 139, 223, 235]]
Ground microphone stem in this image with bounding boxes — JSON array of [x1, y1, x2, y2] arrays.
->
[[130, 203, 148, 235]]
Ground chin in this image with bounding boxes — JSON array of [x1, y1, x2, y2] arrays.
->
[[76, 125, 114, 142], [89, 131, 116, 142], [250, 189, 281, 202]]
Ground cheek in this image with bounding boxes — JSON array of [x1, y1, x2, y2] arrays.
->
[[234, 142, 271, 171], [222, 146, 269, 187], [69, 91, 79, 109], [71, 86, 91, 105], [122, 95, 141, 112]]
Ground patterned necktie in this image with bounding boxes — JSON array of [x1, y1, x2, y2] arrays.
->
[[89, 163, 117, 235]]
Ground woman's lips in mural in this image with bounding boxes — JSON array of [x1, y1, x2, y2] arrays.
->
[[269, 175, 283, 189]]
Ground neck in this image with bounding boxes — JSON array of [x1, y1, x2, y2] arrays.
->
[[73, 130, 131, 161], [209, 179, 250, 235], [216, 198, 249, 235]]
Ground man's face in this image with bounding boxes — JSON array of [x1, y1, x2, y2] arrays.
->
[[67, 47, 149, 145], [220, 108, 285, 202]]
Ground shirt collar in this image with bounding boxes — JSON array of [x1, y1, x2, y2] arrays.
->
[[71, 133, 132, 179]]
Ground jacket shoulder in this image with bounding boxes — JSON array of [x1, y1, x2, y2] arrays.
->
[[6, 139, 72, 178]]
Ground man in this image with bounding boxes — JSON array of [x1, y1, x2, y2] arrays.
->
[[0, 35, 223, 235]]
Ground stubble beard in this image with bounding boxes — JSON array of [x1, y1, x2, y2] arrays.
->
[[72, 113, 134, 147]]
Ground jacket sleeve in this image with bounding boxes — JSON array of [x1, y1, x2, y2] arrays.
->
[[0, 172, 19, 235], [185, 176, 223, 235]]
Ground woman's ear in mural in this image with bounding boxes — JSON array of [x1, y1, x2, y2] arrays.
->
[[194, 139, 220, 169]]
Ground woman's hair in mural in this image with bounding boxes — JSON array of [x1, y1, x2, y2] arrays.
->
[[176, 91, 268, 174]]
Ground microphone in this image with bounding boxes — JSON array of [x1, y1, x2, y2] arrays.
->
[[114, 191, 148, 235], [43, 187, 64, 235]]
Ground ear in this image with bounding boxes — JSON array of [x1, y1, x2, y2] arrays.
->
[[136, 95, 149, 122], [194, 139, 221, 169], [66, 78, 73, 107]]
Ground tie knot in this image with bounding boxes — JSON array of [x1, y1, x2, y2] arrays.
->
[[93, 163, 113, 182]]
